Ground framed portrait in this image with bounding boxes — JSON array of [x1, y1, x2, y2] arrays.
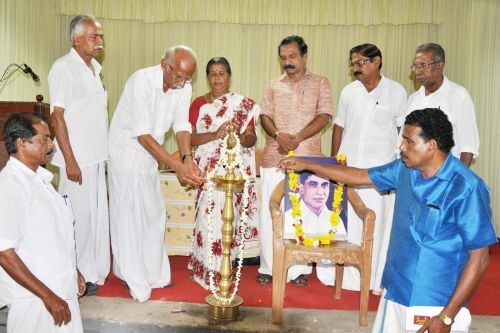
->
[[283, 156, 348, 241]]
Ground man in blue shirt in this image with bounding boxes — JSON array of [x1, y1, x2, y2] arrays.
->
[[279, 108, 497, 332]]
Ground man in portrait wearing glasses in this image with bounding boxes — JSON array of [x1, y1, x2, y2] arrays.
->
[[330, 44, 407, 295], [107, 45, 202, 302], [258, 35, 333, 287], [404, 43, 479, 167]]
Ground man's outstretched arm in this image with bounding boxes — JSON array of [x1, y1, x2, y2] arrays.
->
[[279, 156, 372, 186]]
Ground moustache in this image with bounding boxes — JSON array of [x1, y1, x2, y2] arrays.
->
[[353, 71, 362, 76], [283, 64, 295, 70], [95, 45, 103, 51]]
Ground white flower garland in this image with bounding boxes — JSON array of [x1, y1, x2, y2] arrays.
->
[[206, 132, 251, 304]]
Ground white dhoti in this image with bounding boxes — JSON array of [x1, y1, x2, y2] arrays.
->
[[7, 298, 83, 333], [58, 162, 110, 284], [316, 188, 394, 293], [372, 290, 406, 333], [108, 160, 171, 302], [258, 167, 312, 281], [372, 290, 471, 333]]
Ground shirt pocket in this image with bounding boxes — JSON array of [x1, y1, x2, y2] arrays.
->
[[409, 200, 443, 244], [371, 104, 394, 129]]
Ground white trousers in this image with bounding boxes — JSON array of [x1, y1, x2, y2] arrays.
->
[[58, 162, 110, 284], [108, 160, 170, 302], [258, 167, 311, 281], [8, 298, 83, 333]]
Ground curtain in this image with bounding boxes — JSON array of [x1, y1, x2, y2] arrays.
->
[[1, 0, 498, 233]]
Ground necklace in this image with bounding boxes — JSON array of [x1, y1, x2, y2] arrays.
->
[[287, 151, 347, 247]]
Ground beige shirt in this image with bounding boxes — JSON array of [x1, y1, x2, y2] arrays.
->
[[260, 71, 333, 167]]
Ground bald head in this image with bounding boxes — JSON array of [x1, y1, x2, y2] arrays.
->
[[161, 45, 197, 90]]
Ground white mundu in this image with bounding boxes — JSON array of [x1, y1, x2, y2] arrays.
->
[[0, 158, 83, 333], [108, 65, 192, 302], [333, 75, 407, 292], [48, 47, 110, 285]]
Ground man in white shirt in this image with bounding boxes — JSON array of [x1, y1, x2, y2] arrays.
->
[[403, 43, 479, 167], [0, 113, 86, 333], [48, 14, 109, 295], [331, 44, 407, 294], [108, 45, 202, 302]]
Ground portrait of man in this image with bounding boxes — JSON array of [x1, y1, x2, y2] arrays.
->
[[284, 156, 347, 240]]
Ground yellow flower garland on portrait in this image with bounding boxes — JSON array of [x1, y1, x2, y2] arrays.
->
[[287, 151, 347, 247]]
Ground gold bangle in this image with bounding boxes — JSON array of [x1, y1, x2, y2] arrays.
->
[[273, 130, 280, 139], [181, 153, 192, 162]]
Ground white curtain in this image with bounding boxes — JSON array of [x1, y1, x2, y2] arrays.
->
[[1, 0, 498, 233]]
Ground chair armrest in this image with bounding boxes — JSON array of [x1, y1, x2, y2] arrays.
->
[[269, 180, 285, 240], [347, 188, 376, 252]]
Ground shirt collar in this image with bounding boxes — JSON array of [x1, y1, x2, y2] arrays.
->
[[432, 153, 456, 181], [69, 47, 102, 75], [8, 157, 54, 184], [280, 70, 312, 83], [412, 153, 455, 182], [418, 75, 449, 97]]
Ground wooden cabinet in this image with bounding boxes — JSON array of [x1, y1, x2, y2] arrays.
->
[[0, 95, 51, 170], [160, 171, 197, 256], [160, 171, 261, 258]]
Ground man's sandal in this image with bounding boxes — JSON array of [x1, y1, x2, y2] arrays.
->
[[291, 274, 308, 287], [256, 273, 272, 284]]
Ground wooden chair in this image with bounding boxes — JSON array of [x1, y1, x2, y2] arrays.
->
[[270, 180, 375, 326]]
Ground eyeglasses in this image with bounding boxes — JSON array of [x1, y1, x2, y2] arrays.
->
[[168, 64, 192, 83], [349, 58, 372, 68], [410, 61, 440, 71]]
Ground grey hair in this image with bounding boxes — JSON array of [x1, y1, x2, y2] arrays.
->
[[69, 14, 96, 46], [415, 43, 446, 63], [163, 45, 197, 64]]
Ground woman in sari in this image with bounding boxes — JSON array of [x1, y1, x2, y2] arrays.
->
[[188, 57, 260, 290]]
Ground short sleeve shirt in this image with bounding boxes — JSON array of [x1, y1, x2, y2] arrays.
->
[[402, 76, 480, 158], [368, 155, 497, 306], [260, 71, 333, 167], [334, 75, 407, 167], [48, 48, 108, 167]]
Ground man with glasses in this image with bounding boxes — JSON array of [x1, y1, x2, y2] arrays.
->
[[403, 43, 479, 167], [330, 44, 407, 294], [107, 45, 202, 302]]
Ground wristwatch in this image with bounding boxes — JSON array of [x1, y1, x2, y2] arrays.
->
[[181, 153, 193, 162], [438, 312, 454, 326], [273, 130, 280, 139]]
